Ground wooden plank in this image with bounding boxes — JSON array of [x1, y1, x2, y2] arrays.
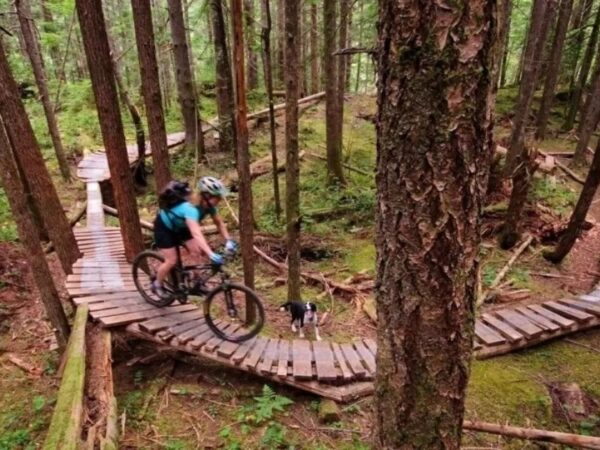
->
[[243, 338, 269, 370], [312, 341, 338, 381], [331, 343, 353, 381], [174, 322, 211, 344], [231, 338, 258, 364], [340, 343, 367, 378], [527, 304, 576, 328], [292, 340, 313, 380], [100, 304, 197, 327], [276, 340, 290, 378], [494, 309, 543, 338], [557, 298, 600, 316], [353, 340, 376, 375], [515, 306, 561, 332], [71, 291, 143, 305], [188, 327, 217, 349], [204, 324, 238, 352], [480, 314, 524, 343], [578, 294, 600, 303], [363, 338, 377, 356], [475, 322, 506, 346], [164, 316, 206, 339], [257, 339, 279, 375], [87, 298, 146, 312], [216, 336, 242, 358], [69, 287, 139, 298], [93, 303, 157, 319], [543, 301, 594, 321], [139, 309, 203, 333]]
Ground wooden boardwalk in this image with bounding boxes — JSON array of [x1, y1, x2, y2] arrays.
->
[[69, 121, 600, 402]]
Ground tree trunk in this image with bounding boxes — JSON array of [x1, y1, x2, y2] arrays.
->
[[260, 0, 281, 219], [16, 0, 72, 182], [354, 1, 364, 93], [504, 0, 552, 176], [563, 0, 593, 86], [499, 0, 513, 88], [231, 0, 256, 317], [546, 137, 600, 262], [167, 0, 205, 158], [375, 1, 497, 447], [572, 68, 600, 165], [210, 0, 236, 154], [40, 0, 63, 81], [336, 0, 350, 160], [0, 40, 79, 275], [244, 0, 258, 90], [310, 2, 319, 94], [131, 0, 172, 191], [536, 0, 575, 140], [0, 120, 70, 349], [75, 0, 145, 263], [564, 0, 600, 131], [276, 0, 284, 86], [284, 0, 301, 301], [323, 0, 345, 184]]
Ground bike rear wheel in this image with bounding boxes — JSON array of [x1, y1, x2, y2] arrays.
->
[[132, 250, 177, 307], [204, 283, 265, 342]]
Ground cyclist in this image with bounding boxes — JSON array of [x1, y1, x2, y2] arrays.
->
[[151, 177, 237, 298]]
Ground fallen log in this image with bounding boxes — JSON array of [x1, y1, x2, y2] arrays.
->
[[308, 150, 372, 176], [224, 151, 305, 186], [463, 420, 600, 449], [44, 305, 88, 450], [538, 150, 585, 184]]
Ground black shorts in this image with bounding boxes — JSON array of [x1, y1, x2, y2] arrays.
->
[[154, 215, 192, 249]]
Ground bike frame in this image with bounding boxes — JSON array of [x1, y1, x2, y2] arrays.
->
[[168, 245, 231, 297]]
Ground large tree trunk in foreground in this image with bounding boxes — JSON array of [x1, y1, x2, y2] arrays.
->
[[323, 0, 345, 184], [0, 121, 70, 348], [231, 0, 256, 317], [504, 0, 551, 176], [284, 0, 301, 301], [374, 1, 497, 448], [545, 136, 600, 263], [16, 0, 71, 182], [76, 0, 145, 262], [210, 0, 236, 154], [536, 0, 575, 140], [167, 0, 205, 158], [131, 0, 172, 191], [0, 41, 79, 275], [260, 0, 281, 219]]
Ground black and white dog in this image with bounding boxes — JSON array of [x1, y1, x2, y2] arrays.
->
[[279, 301, 321, 341]]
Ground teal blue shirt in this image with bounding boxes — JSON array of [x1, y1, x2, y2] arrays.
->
[[160, 202, 217, 231]]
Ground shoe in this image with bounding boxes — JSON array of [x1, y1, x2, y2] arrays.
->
[[151, 280, 169, 299], [190, 279, 208, 296]]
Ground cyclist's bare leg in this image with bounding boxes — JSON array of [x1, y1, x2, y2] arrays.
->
[[156, 247, 178, 283], [184, 238, 209, 262]]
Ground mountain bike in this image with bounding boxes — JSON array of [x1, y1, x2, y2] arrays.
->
[[132, 246, 265, 343]]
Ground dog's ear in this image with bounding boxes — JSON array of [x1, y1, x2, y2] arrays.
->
[[309, 302, 317, 312]]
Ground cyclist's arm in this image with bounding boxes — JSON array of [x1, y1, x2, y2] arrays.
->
[[211, 213, 231, 241], [186, 218, 214, 257]]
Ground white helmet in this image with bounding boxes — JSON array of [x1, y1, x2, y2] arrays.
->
[[198, 176, 228, 197]]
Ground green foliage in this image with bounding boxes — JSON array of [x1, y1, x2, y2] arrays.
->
[[0, 188, 17, 242], [0, 428, 32, 450], [531, 177, 578, 216], [260, 422, 288, 448], [236, 385, 293, 426]]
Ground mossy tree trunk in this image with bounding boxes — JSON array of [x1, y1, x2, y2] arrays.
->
[[374, 0, 497, 448]]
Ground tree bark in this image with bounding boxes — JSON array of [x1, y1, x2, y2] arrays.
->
[[210, 0, 236, 154], [40, 0, 63, 81], [244, 0, 258, 90], [0, 120, 70, 349], [75, 0, 145, 263], [499, 0, 513, 88], [310, 2, 319, 94], [563, 0, 593, 88], [167, 0, 205, 158], [284, 0, 301, 301], [260, 0, 281, 219], [16, 0, 72, 182], [131, 0, 172, 192], [231, 0, 256, 316], [375, 1, 497, 447], [572, 68, 600, 165], [545, 136, 600, 263], [564, 0, 600, 131], [323, 0, 345, 184], [536, 0, 575, 140], [276, 0, 284, 86], [504, 0, 552, 176], [0, 40, 79, 275], [336, 0, 350, 162]]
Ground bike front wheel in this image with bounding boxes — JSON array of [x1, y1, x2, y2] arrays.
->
[[204, 283, 265, 342], [132, 250, 177, 307]]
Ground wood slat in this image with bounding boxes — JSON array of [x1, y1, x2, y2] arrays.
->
[[363, 338, 377, 356], [164, 316, 206, 340], [543, 301, 594, 321], [527, 304, 576, 328], [100, 304, 197, 327], [258, 339, 279, 375], [139, 309, 203, 333], [204, 324, 238, 352], [69, 287, 139, 299], [312, 341, 337, 381], [87, 298, 146, 312], [276, 340, 290, 378], [71, 292, 143, 305], [93, 303, 157, 319], [557, 298, 600, 316], [493, 309, 543, 338], [515, 306, 561, 332], [292, 340, 313, 380], [578, 294, 600, 303], [353, 340, 376, 375], [231, 338, 258, 365], [188, 327, 217, 349], [480, 314, 524, 343], [216, 336, 242, 358], [475, 322, 506, 346], [331, 343, 353, 381], [340, 343, 367, 379], [243, 338, 269, 370], [174, 322, 211, 345]]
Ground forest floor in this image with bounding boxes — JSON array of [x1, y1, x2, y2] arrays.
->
[[2, 92, 600, 449]]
